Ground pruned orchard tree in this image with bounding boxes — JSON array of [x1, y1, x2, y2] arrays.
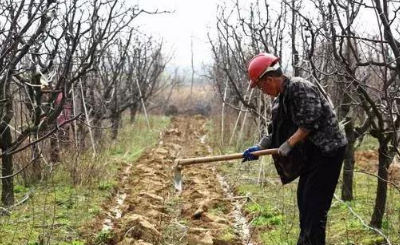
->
[[127, 36, 168, 124], [209, 0, 289, 145], [86, 28, 136, 141], [0, 0, 167, 206], [84, 31, 167, 141], [0, 0, 62, 206], [326, 0, 400, 228]]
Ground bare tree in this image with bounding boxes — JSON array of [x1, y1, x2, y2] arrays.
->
[[209, 1, 289, 144], [0, 0, 58, 206], [327, 0, 400, 228], [127, 37, 168, 124], [0, 0, 151, 206]]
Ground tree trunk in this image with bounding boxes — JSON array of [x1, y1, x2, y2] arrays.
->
[[1, 127, 14, 206], [340, 78, 355, 201], [31, 144, 42, 182], [93, 115, 103, 141], [50, 134, 60, 163], [342, 115, 356, 201], [342, 140, 355, 201], [370, 144, 395, 228], [111, 113, 121, 140], [130, 103, 138, 124], [291, 0, 300, 76], [78, 123, 86, 149]]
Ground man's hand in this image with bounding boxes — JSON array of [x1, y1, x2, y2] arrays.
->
[[278, 141, 293, 156], [242, 145, 261, 162]]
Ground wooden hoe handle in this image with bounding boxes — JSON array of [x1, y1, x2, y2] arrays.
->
[[175, 148, 278, 167]]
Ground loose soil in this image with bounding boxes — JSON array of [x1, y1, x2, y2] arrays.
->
[[355, 150, 400, 186], [90, 116, 245, 245]]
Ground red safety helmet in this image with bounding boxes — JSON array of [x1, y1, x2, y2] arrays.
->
[[247, 53, 280, 88]]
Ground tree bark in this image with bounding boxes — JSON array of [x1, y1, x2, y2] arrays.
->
[[31, 144, 42, 182], [78, 123, 86, 150], [342, 140, 355, 201], [340, 80, 356, 201], [93, 115, 103, 141], [50, 134, 60, 163], [1, 127, 14, 206], [130, 103, 138, 124], [370, 144, 395, 228], [111, 113, 121, 140], [291, 0, 300, 76]]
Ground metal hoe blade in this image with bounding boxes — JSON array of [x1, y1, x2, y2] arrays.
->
[[173, 160, 182, 192]]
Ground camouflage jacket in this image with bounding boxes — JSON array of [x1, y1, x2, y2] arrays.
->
[[258, 77, 347, 184], [259, 76, 348, 154]]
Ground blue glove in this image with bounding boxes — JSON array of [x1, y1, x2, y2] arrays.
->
[[278, 141, 293, 157], [242, 145, 261, 162]]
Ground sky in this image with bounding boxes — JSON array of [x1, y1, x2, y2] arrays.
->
[[135, 0, 222, 72], [132, 0, 387, 75]]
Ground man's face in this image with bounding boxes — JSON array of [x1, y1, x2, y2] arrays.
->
[[256, 76, 279, 97]]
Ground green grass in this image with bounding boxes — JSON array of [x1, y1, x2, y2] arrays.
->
[[0, 115, 170, 245], [208, 203, 229, 216], [357, 135, 379, 151], [94, 229, 114, 244], [218, 227, 236, 241]]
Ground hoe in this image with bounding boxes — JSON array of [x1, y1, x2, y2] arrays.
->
[[173, 148, 278, 191]]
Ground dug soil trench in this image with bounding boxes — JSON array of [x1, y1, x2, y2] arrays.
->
[[99, 116, 249, 245]]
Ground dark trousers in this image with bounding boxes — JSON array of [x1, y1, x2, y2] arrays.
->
[[297, 144, 346, 245]]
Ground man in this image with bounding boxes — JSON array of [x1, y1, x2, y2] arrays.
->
[[242, 53, 347, 245]]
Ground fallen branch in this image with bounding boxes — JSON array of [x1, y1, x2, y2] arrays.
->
[[10, 193, 30, 208], [0, 192, 31, 215], [0, 206, 11, 216]]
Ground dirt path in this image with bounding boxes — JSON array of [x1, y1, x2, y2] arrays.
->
[[100, 116, 247, 245]]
